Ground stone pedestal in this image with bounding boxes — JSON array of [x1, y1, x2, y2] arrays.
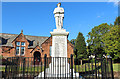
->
[[50, 29, 69, 57], [49, 29, 69, 77], [36, 29, 70, 78]]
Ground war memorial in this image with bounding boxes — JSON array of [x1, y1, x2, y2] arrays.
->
[[36, 3, 79, 78], [3, 3, 114, 79]]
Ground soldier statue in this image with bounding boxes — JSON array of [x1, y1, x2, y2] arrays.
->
[[53, 3, 64, 30]]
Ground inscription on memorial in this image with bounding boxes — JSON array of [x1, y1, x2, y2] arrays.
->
[[54, 36, 66, 57], [55, 43, 59, 57]]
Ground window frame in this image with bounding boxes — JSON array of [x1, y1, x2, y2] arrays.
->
[[15, 41, 25, 56], [16, 42, 20, 46], [20, 47, 25, 56], [21, 42, 25, 46], [16, 46, 20, 55]]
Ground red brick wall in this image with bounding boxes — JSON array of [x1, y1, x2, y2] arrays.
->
[[1, 34, 74, 59], [0, 46, 15, 58], [41, 37, 52, 58], [67, 40, 74, 58]]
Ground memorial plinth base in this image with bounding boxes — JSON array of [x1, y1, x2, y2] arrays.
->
[[35, 58, 79, 78], [50, 29, 69, 58], [36, 64, 79, 78], [35, 29, 80, 78]]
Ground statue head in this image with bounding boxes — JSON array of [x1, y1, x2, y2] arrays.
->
[[21, 29, 23, 33], [57, 3, 61, 7]]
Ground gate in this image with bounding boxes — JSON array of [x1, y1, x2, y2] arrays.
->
[[4, 54, 114, 79]]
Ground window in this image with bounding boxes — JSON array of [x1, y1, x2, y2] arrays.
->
[[50, 46, 52, 56], [16, 47, 20, 55], [21, 42, 25, 46], [16, 42, 25, 56], [16, 42, 20, 46], [21, 47, 25, 55]]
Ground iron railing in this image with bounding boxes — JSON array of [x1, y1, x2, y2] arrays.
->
[[4, 54, 114, 79]]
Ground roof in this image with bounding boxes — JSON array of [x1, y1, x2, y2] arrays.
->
[[0, 33, 49, 48]]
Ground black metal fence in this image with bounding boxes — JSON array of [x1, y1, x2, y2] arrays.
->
[[4, 54, 114, 79]]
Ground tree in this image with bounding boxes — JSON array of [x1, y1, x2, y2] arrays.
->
[[75, 32, 87, 65], [114, 16, 120, 26], [70, 39, 76, 46], [114, 16, 120, 42], [87, 23, 111, 57], [102, 25, 120, 59], [101, 17, 120, 60]]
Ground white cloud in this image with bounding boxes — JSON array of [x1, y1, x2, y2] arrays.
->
[[108, 0, 120, 6], [97, 16, 101, 18]]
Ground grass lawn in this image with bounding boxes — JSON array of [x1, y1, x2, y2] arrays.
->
[[113, 63, 120, 72], [1, 63, 120, 72], [0, 65, 5, 71], [0, 65, 45, 72], [73, 62, 120, 72], [73, 63, 101, 72]]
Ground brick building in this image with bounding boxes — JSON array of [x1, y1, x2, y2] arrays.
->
[[0, 30, 74, 65]]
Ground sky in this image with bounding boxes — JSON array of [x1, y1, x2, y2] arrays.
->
[[2, 2, 118, 41]]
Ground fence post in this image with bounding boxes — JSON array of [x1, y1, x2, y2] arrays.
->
[[101, 56, 104, 79], [110, 58, 114, 79], [16, 57, 19, 78], [105, 58, 107, 79], [95, 54, 97, 79], [5, 58, 8, 79], [44, 54, 47, 79], [71, 54, 73, 79], [23, 58, 25, 79]]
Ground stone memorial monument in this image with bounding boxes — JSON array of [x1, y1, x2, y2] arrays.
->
[[51, 2, 69, 58], [36, 3, 79, 78], [50, 2, 69, 77]]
